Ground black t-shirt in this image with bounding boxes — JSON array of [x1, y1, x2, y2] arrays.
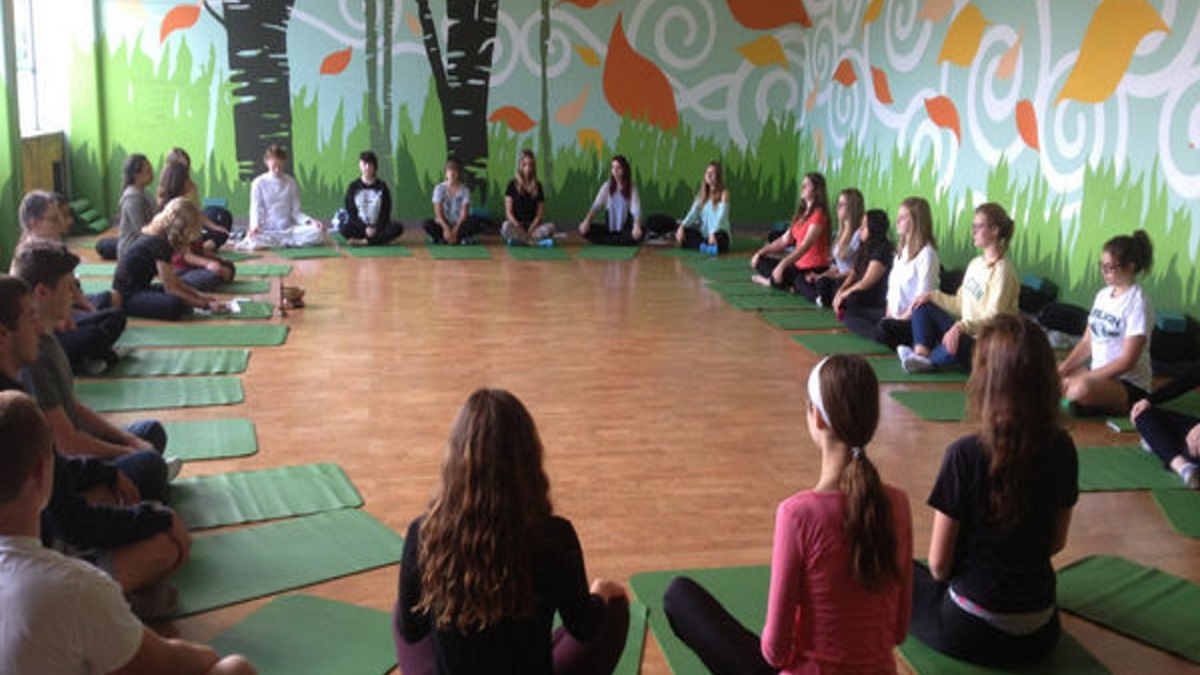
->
[[927, 430, 1078, 613], [113, 235, 173, 297], [396, 515, 604, 674], [851, 243, 894, 308], [506, 179, 544, 225]]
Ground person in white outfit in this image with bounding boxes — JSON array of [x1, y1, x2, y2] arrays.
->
[[237, 144, 327, 250]]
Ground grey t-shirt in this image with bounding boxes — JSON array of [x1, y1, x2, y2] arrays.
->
[[20, 335, 78, 426]]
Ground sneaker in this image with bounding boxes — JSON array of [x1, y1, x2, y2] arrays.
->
[[165, 456, 184, 482], [127, 582, 178, 621], [1183, 464, 1200, 490], [750, 274, 772, 288], [897, 345, 913, 363], [536, 238, 555, 248], [82, 358, 109, 376], [898, 346, 934, 373]]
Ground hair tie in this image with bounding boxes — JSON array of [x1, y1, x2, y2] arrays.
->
[[851, 447, 864, 460], [806, 357, 831, 427]]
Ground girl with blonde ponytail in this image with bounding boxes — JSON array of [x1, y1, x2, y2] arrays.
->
[[663, 355, 912, 674]]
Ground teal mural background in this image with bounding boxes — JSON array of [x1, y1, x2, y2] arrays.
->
[[59, 0, 1200, 307]]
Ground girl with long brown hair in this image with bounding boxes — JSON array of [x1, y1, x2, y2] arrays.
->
[[911, 314, 1077, 666], [751, 172, 832, 292], [502, 149, 556, 245], [157, 161, 236, 291], [663, 355, 912, 674], [578, 155, 643, 245], [394, 389, 630, 675], [674, 161, 731, 254]]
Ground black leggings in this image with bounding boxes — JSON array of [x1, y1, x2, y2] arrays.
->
[[124, 286, 192, 321], [662, 576, 777, 675], [423, 217, 483, 244], [343, 220, 405, 245], [586, 223, 640, 246], [58, 308, 127, 372], [680, 228, 730, 253], [1135, 405, 1199, 469]]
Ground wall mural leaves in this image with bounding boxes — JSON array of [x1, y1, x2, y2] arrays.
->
[[805, 84, 820, 112], [1016, 99, 1040, 151], [737, 36, 788, 69], [1056, 0, 1169, 104], [577, 128, 604, 156], [924, 96, 961, 143], [556, 0, 607, 8], [863, 0, 884, 28], [726, 0, 812, 30], [489, 106, 537, 133], [602, 14, 678, 131], [995, 32, 1022, 81], [938, 4, 988, 67], [555, 85, 590, 126], [871, 66, 893, 105], [160, 4, 200, 44], [320, 48, 353, 76], [404, 12, 422, 37], [574, 44, 602, 68], [918, 0, 955, 24], [832, 59, 857, 87]]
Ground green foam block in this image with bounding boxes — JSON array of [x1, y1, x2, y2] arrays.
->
[[172, 463, 363, 529], [1152, 489, 1200, 539], [210, 595, 396, 675], [869, 357, 969, 383], [163, 418, 257, 461], [1077, 446, 1184, 491], [116, 324, 288, 347], [758, 309, 843, 330], [169, 510, 403, 618], [631, 565, 769, 675], [427, 244, 492, 259], [898, 632, 1110, 674], [890, 390, 967, 422], [271, 246, 342, 259], [346, 245, 414, 258], [1058, 554, 1200, 664], [576, 245, 639, 260], [791, 332, 893, 355], [75, 376, 244, 412], [99, 348, 250, 377], [507, 245, 571, 261]]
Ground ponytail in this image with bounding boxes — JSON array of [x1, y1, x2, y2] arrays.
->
[[840, 450, 899, 591], [1105, 230, 1154, 274]]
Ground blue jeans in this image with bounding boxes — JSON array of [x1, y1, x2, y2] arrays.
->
[[114, 420, 169, 502], [911, 303, 974, 370]]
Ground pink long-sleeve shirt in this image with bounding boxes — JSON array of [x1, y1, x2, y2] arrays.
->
[[761, 487, 913, 674]]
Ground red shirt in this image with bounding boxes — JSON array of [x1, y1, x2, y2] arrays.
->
[[788, 209, 831, 271]]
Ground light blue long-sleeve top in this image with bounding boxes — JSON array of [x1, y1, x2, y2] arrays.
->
[[680, 197, 731, 239]]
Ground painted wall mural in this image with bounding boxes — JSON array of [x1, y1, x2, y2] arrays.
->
[[0, 0, 20, 268], [64, 0, 1200, 306]]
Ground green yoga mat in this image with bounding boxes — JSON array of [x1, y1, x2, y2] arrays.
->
[[169, 509, 403, 618], [213, 279, 272, 294], [237, 263, 292, 276], [869, 357, 969, 383], [577, 245, 639, 260], [758, 310, 843, 330], [346, 244, 414, 258], [188, 300, 275, 320], [1152, 489, 1200, 538], [890, 390, 967, 422], [99, 348, 250, 377], [790, 332, 893, 355], [427, 244, 492, 259], [1106, 391, 1200, 432], [507, 245, 571, 261], [654, 248, 709, 260], [1077, 446, 1183, 491], [217, 251, 262, 263], [1058, 554, 1200, 664], [210, 595, 396, 675], [729, 294, 817, 311], [696, 267, 756, 282], [75, 376, 244, 412], [172, 463, 363, 529], [706, 281, 777, 297], [548, 602, 649, 675], [79, 278, 111, 294], [76, 262, 116, 277], [163, 418, 257, 461], [631, 565, 769, 675], [898, 632, 1110, 674], [272, 246, 342, 259], [685, 256, 751, 270], [116, 324, 289, 347]]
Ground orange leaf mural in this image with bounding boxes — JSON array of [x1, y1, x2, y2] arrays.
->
[[805, 84, 820, 112], [1016, 99, 1040, 151], [575, 45, 601, 68], [405, 12, 422, 37], [737, 35, 788, 69], [602, 14, 678, 131], [320, 48, 353, 76], [832, 59, 857, 87], [996, 33, 1022, 81], [925, 96, 961, 143], [871, 67, 893, 104], [577, 128, 605, 156], [863, 0, 884, 28], [556, 85, 590, 126], [918, 0, 954, 23], [1056, 0, 1169, 104], [557, 0, 606, 7], [727, 0, 812, 30], [160, 4, 201, 44], [813, 128, 826, 165], [489, 106, 537, 133], [938, 4, 988, 67]]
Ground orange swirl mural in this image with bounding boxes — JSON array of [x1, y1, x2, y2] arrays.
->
[[1056, 0, 1169, 104], [602, 14, 678, 131]]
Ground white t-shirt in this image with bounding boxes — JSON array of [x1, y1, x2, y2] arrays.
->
[[1088, 283, 1153, 391], [0, 536, 143, 675], [250, 172, 310, 232], [886, 243, 940, 318]]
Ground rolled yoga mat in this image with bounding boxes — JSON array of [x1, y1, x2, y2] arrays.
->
[[1152, 489, 1200, 539], [898, 632, 1111, 675], [271, 246, 342, 259], [790, 332, 894, 356], [757, 310, 844, 330], [346, 245, 414, 258], [890, 390, 967, 422], [630, 564, 769, 675], [75, 376, 244, 412], [168, 509, 403, 618], [172, 463, 363, 529], [576, 245, 639, 260], [1077, 446, 1184, 491], [209, 595, 396, 675], [507, 245, 571, 261], [98, 348, 250, 378], [427, 244, 492, 260], [163, 418, 257, 461], [1057, 554, 1200, 664], [116, 324, 288, 347]]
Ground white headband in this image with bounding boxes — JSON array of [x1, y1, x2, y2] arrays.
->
[[807, 357, 865, 459]]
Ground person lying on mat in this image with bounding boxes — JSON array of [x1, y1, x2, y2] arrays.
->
[[910, 315, 1077, 667], [423, 157, 480, 246], [897, 202, 1018, 373], [0, 391, 256, 675], [663, 354, 913, 674], [394, 388, 630, 675], [674, 161, 731, 255], [871, 196, 940, 349], [1059, 230, 1154, 416], [342, 150, 405, 247], [157, 160, 236, 291], [502, 149, 556, 246], [1131, 363, 1200, 490], [579, 155, 644, 246], [833, 208, 894, 337], [237, 143, 328, 250], [750, 172, 831, 293], [112, 198, 229, 321]]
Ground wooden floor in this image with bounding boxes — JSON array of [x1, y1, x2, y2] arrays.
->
[[95, 240, 1200, 674]]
